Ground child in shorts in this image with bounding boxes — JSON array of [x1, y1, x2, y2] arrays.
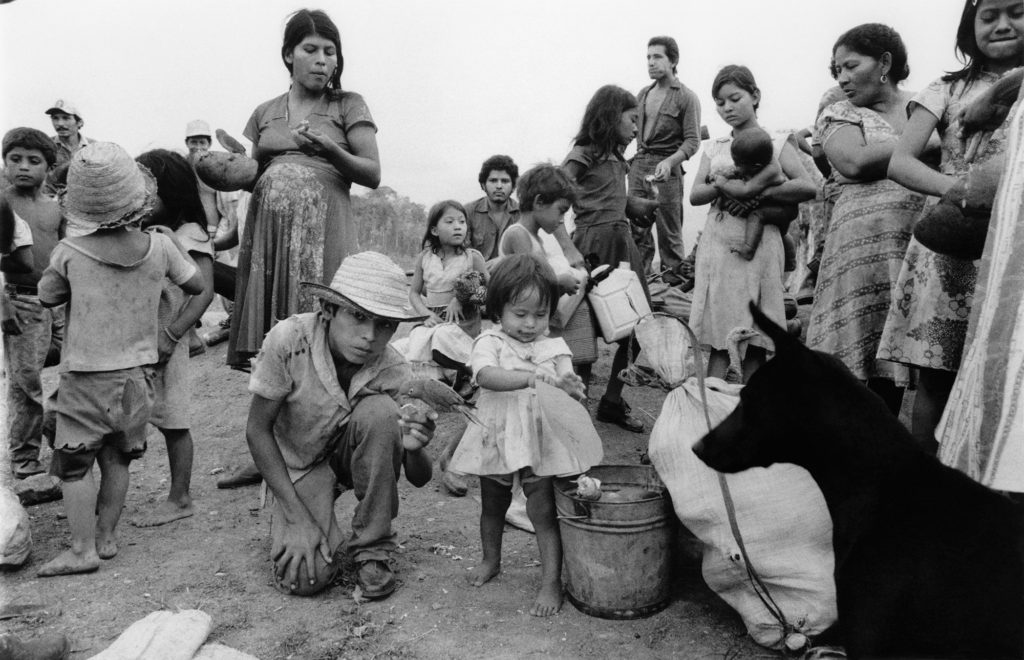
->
[[35, 142, 202, 577], [710, 127, 799, 263]]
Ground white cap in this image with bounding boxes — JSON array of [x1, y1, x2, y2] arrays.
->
[[185, 119, 211, 139], [46, 99, 81, 119]]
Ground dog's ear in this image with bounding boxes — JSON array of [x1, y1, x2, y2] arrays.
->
[[749, 302, 799, 354]]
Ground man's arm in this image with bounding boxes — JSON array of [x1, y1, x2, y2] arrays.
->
[[655, 88, 702, 179]]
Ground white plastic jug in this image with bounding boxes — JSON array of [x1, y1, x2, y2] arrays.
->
[[587, 262, 651, 343]]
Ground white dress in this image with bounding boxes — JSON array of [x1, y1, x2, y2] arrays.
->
[[450, 329, 603, 477]]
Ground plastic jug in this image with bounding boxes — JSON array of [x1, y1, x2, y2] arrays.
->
[[587, 262, 651, 343]]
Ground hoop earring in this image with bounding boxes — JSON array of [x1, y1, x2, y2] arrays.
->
[[880, 73, 888, 84]]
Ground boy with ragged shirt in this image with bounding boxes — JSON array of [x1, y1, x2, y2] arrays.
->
[[36, 142, 203, 577]]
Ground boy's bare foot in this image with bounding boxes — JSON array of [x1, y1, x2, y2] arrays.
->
[[466, 560, 500, 587], [96, 533, 118, 560], [529, 581, 563, 617], [730, 244, 756, 261], [37, 549, 100, 577], [131, 499, 195, 527]]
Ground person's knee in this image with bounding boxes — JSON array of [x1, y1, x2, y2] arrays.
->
[[350, 394, 400, 431], [51, 445, 97, 481]]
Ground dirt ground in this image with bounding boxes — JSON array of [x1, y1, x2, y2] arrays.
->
[[4, 312, 775, 660]]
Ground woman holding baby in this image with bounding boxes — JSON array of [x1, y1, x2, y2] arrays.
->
[[227, 8, 381, 368]]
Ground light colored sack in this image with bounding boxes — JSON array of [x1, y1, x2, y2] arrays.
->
[[648, 379, 836, 649], [0, 486, 31, 567], [89, 609, 212, 660]]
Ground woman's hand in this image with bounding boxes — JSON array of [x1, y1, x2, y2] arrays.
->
[[423, 312, 443, 328], [293, 122, 341, 156], [271, 512, 332, 592]]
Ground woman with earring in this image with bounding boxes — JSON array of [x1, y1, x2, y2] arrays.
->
[[807, 23, 925, 415], [227, 8, 381, 368]]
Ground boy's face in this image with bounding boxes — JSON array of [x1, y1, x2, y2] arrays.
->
[[4, 147, 50, 190], [49, 112, 80, 140], [533, 197, 571, 234], [326, 302, 399, 365], [482, 170, 513, 206]]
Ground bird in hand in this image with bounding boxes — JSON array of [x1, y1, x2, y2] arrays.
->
[[399, 378, 483, 426]]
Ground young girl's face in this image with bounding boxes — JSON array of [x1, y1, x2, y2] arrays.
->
[[533, 198, 571, 234], [499, 285, 550, 344], [431, 208, 468, 248], [714, 83, 759, 128], [975, 0, 1024, 66], [616, 108, 639, 146]]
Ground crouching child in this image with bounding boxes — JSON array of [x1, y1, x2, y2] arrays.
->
[[246, 251, 436, 599]]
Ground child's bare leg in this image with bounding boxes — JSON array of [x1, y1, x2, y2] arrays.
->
[[467, 477, 512, 587], [38, 473, 100, 577], [731, 215, 763, 261], [523, 478, 562, 616], [576, 363, 593, 397], [133, 428, 195, 527], [95, 445, 131, 559]]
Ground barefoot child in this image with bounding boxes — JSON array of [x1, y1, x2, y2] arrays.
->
[[710, 127, 798, 262], [1, 128, 64, 479], [130, 149, 216, 527], [36, 142, 203, 577], [451, 254, 603, 616]]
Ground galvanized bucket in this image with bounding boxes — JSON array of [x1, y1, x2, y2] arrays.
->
[[555, 465, 674, 619]]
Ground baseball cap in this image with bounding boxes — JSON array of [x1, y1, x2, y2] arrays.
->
[[185, 119, 212, 139], [45, 99, 82, 119]]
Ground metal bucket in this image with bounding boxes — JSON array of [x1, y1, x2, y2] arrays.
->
[[555, 465, 673, 619]]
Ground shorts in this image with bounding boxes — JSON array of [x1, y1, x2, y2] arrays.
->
[[150, 341, 190, 430], [482, 467, 543, 489], [51, 366, 155, 480]]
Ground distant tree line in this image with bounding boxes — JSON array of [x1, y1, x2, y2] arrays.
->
[[353, 186, 426, 271]]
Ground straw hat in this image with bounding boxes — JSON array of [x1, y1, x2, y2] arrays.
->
[[60, 142, 158, 232], [302, 251, 427, 322]]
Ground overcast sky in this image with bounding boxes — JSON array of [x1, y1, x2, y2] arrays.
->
[[1, 0, 965, 245]]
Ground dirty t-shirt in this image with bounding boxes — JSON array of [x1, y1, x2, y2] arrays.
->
[[249, 312, 411, 474], [38, 232, 197, 372]]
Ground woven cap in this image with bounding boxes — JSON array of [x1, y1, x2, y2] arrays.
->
[[301, 251, 426, 322], [45, 99, 81, 119], [59, 142, 158, 232], [185, 119, 211, 139]]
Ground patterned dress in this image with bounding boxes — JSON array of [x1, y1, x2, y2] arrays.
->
[[938, 81, 1024, 490], [878, 74, 1012, 372], [807, 101, 925, 382], [227, 91, 376, 367], [689, 134, 786, 355]]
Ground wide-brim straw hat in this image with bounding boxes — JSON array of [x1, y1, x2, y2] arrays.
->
[[301, 251, 427, 322], [60, 142, 158, 232]]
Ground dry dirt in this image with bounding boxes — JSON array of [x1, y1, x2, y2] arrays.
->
[[3, 313, 774, 660]]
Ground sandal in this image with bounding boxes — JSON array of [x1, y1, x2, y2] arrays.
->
[[596, 397, 645, 434]]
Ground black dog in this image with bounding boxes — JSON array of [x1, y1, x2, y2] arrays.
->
[[693, 303, 1024, 660]]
